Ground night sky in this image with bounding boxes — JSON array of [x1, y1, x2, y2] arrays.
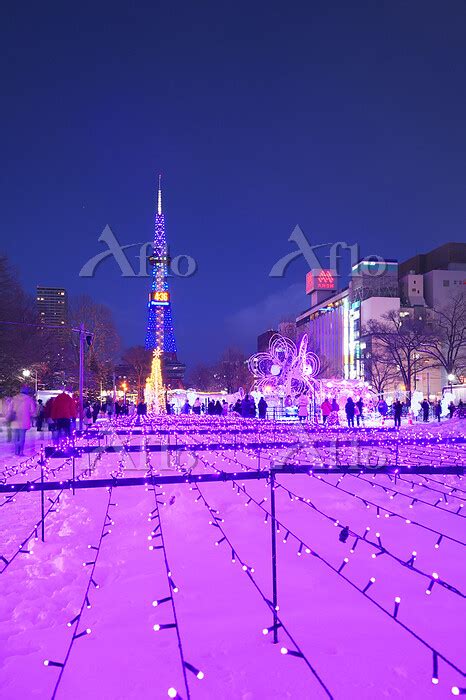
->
[[2, 1, 466, 368]]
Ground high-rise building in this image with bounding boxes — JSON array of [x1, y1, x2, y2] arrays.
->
[[144, 176, 185, 388], [295, 243, 466, 396], [36, 286, 68, 327], [36, 286, 68, 377], [257, 329, 277, 352]]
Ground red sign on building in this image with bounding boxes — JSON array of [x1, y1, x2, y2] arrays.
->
[[306, 269, 336, 294]]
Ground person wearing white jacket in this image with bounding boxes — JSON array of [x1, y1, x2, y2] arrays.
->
[[10, 389, 36, 456]]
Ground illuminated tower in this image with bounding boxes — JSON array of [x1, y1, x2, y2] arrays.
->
[[145, 176, 185, 388]]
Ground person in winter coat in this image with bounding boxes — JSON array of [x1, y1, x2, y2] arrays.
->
[[258, 396, 268, 419], [297, 394, 309, 422], [51, 391, 77, 440], [36, 399, 45, 431], [92, 401, 101, 423], [221, 400, 229, 417], [321, 398, 332, 424], [248, 396, 256, 418], [393, 400, 403, 428], [193, 398, 201, 415], [345, 398, 355, 428], [10, 388, 36, 456], [241, 395, 250, 418], [448, 401, 455, 419], [356, 398, 364, 426], [421, 399, 430, 422], [434, 400, 442, 423], [83, 404, 93, 428], [181, 400, 191, 415], [233, 399, 242, 415], [0, 396, 14, 442], [331, 398, 339, 413], [378, 399, 388, 418]]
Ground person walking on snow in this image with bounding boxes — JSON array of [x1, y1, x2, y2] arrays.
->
[[51, 391, 77, 441], [297, 393, 309, 422], [10, 388, 36, 456], [421, 398, 430, 422], [35, 399, 45, 431], [393, 400, 403, 429], [258, 396, 268, 419], [0, 396, 13, 442], [345, 397, 355, 428], [321, 398, 332, 424], [356, 398, 364, 426]]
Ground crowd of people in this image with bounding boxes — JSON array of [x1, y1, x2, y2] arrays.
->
[[1, 386, 464, 456], [176, 395, 269, 419], [0, 388, 78, 455], [320, 395, 465, 428]]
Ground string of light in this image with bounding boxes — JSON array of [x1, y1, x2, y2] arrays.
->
[[227, 443, 466, 549], [350, 473, 465, 517], [146, 464, 202, 700], [45, 485, 117, 699], [193, 460, 465, 690], [192, 447, 465, 600], [191, 481, 334, 699]]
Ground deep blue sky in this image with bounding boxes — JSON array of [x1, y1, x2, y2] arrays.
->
[[1, 1, 465, 368]]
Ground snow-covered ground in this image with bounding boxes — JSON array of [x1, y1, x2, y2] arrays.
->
[[0, 418, 465, 699]]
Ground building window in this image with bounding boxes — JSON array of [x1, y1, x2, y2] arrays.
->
[[443, 280, 450, 287]]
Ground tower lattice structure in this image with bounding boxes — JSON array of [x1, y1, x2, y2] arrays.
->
[[145, 176, 177, 354]]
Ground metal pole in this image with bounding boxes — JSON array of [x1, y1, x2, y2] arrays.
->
[[72, 456, 76, 495], [40, 461, 45, 542], [78, 323, 85, 432], [270, 469, 278, 643]]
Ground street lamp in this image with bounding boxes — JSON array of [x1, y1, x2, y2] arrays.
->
[[121, 381, 128, 406], [22, 368, 38, 393], [448, 373, 455, 394]]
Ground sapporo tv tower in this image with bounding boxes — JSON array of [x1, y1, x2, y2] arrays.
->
[[144, 176, 185, 401]]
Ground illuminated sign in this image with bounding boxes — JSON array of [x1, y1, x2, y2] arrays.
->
[[149, 291, 170, 306], [306, 269, 336, 294]]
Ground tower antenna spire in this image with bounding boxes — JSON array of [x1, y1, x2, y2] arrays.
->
[[157, 173, 162, 215]]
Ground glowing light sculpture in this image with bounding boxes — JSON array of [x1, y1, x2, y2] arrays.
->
[[248, 334, 320, 400], [145, 348, 166, 414]]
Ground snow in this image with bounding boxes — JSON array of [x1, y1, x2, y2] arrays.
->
[[0, 418, 465, 699]]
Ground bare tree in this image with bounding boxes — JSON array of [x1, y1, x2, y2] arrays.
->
[[186, 348, 252, 393], [0, 255, 60, 394], [67, 295, 121, 389], [186, 364, 223, 392], [363, 342, 399, 397], [122, 345, 152, 400], [419, 293, 466, 379], [217, 347, 252, 393], [366, 310, 431, 400]]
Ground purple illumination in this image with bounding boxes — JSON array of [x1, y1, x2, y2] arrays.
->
[[1, 416, 465, 697]]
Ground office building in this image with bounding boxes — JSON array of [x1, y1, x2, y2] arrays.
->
[[37, 286, 68, 328], [294, 243, 466, 396]]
